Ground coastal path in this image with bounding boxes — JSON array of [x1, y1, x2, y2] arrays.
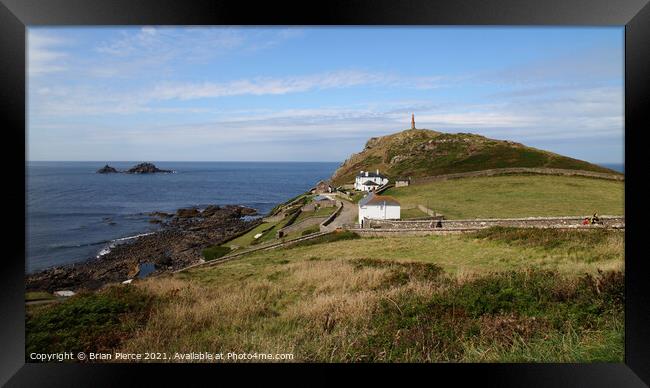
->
[[174, 230, 332, 273]]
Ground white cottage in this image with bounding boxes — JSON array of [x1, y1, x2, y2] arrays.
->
[[358, 193, 401, 225], [354, 170, 389, 191]]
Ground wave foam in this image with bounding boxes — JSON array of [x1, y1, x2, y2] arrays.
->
[[96, 232, 156, 258]]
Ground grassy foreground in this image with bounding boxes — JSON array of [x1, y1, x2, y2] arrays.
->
[[27, 228, 624, 362], [383, 175, 624, 219]]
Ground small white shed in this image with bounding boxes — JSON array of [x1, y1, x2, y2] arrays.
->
[[358, 193, 401, 225]]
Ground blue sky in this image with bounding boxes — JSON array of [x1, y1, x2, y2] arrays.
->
[[27, 27, 624, 163]]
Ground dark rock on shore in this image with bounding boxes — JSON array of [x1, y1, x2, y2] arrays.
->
[[25, 204, 262, 293], [176, 207, 201, 218], [97, 164, 119, 173], [126, 163, 172, 174], [148, 211, 173, 218]]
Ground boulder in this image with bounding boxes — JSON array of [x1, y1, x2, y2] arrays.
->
[[127, 263, 140, 279], [54, 290, 76, 297], [176, 208, 200, 218]]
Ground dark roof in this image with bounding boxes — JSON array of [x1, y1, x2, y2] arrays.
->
[[359, 193, 400, 207], [395, 177, 411, 181], [362, 180, 379, 186], [356, 171, 387, 179]]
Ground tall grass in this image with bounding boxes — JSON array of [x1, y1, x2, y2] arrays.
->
[[27, 229, 624, 363], [114, 253, 622, 362]]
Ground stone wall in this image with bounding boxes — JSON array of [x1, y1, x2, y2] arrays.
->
[[351, 225, 624, 237], [277, 216, 329, 237], [177, 231, 331, 272], [335, 190, 353, 201], [411, 168, 624, 186], [375, 183, 393, 194], [417, 204, 444, 218], [302, 200, 335, 212], [320, 201, 344, 230], [364, 216, 625, 230]]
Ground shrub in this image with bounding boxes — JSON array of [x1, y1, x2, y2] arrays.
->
[[301, 226, 320, 236], [201, 245, 232, 261]]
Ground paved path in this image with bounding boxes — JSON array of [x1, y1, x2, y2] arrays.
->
[[323, 199, 357, 231]]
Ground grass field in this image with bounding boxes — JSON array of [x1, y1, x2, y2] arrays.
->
[[222, 218, 289, 250], [27, 228, 623, 363], [383, 175, 624, 219], [400, 207, 429, 219], [293, 206, 336, 224]]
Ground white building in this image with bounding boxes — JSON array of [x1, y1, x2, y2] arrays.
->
[[354, 170, 389, 191], [358, 193, 401, 225]]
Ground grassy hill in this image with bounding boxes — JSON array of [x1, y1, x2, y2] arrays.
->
[[383, 175, 624, 219], [330, 129, 620, 186], [28, 228, 623, 362]]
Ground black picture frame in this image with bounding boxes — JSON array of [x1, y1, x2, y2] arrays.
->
[[1, 0, 648, 386]]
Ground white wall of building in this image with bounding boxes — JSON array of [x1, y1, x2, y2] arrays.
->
[[358, 204, 400, 224]]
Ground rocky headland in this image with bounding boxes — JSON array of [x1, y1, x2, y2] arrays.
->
[[26, 204, 260, 292]]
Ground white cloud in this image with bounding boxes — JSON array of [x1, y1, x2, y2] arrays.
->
[[89, 27, 302, 78], [148, 71, 448, 101], [27, 30, 68, 76]]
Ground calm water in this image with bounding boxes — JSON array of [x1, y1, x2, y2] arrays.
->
[[27, 161, 339, 273], [599, 163, 624, 173]]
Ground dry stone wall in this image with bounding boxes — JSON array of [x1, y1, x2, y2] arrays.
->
[[363, 216, 625, 230], [411, 168, 624, 185]]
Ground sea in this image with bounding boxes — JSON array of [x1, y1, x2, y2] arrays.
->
[[26, 161, 339, 273], [599, 163, 624, 173]]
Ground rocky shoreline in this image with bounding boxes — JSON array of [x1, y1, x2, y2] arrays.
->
[[26, 204, 261, 293]]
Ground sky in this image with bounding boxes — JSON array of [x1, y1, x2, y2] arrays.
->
[[27, 27, 624, 164]]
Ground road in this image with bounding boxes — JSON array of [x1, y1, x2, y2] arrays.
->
[[322, 198, 358, 231]]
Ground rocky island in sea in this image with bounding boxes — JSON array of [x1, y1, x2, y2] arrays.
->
[[96, 162, 173, 174], [96, 164, 119, 173]]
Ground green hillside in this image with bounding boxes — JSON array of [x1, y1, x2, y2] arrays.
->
[[331, 129, 620, 186]]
